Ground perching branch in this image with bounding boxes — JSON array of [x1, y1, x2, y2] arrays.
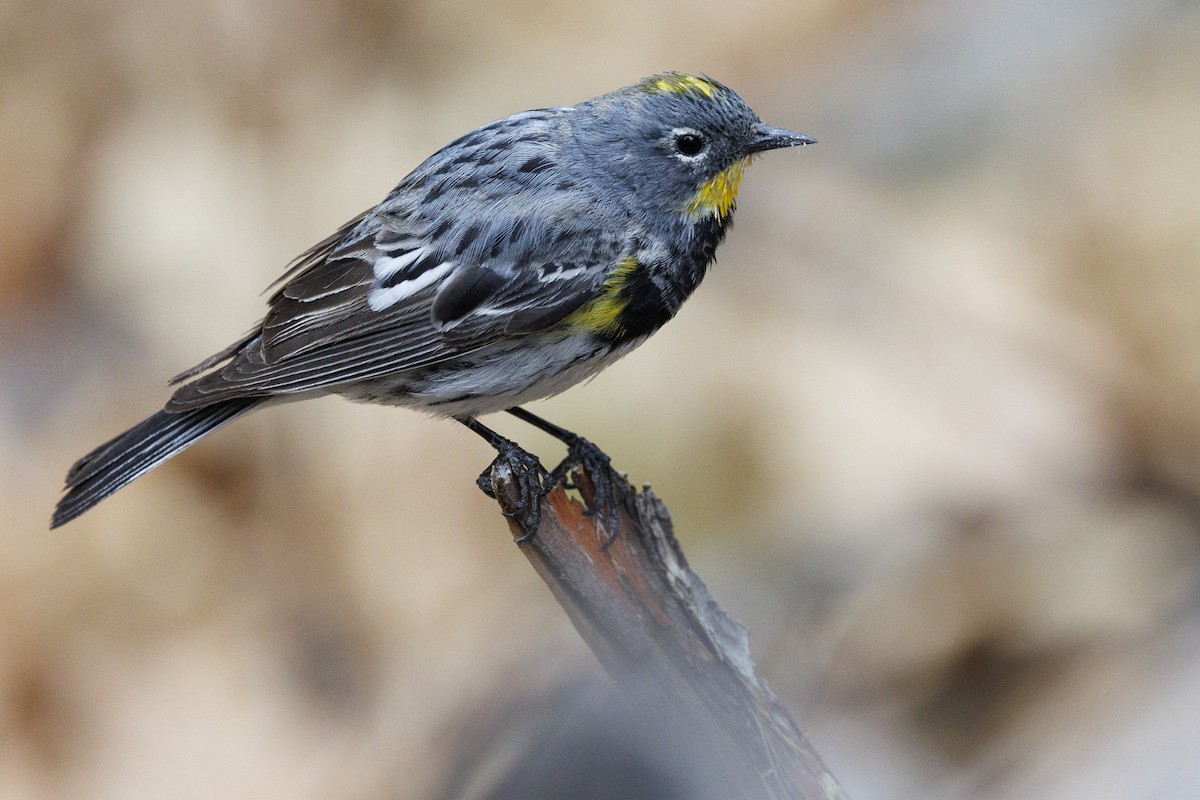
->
[[486, 456, 849, 800]]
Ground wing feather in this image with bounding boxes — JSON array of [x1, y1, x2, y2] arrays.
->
[[168, 107, 631, 411]]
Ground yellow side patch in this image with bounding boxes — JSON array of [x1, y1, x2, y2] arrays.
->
[[640, 73, 721, 99], [565, 256, 638, 334], [683, 157, 752, 221]]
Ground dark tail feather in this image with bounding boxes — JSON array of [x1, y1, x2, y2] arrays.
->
[[51, 397, 262, 528]]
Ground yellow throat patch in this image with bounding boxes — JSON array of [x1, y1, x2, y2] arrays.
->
[[565, 255, 638, 335], [683, 157, 752, 221]]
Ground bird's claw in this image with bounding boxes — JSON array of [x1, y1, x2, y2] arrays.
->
[[477, 440, 549, 542], [550, 435, 629, 548]]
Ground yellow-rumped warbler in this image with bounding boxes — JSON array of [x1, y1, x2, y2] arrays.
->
[[52, 72, 812, 529]]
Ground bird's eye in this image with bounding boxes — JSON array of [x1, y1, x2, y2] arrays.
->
[[673, 132, 706, 157]]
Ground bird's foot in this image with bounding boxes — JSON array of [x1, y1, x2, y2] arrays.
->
[[550, 434, 629, 548], [477, 439, 549, 542]]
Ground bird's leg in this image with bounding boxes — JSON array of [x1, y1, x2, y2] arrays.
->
[[505, 407, 628, 547], [458, 417, 548, 542]]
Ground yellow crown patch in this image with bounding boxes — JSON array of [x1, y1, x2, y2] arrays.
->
[[640, 73, 722, 99]]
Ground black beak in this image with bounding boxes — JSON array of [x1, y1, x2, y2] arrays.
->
[[747, 123, 816, 154]]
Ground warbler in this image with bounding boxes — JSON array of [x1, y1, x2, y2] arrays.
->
[[51, 72, 813, 529]]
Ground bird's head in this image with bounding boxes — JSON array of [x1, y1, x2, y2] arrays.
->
[[570, 72, 814, 223]]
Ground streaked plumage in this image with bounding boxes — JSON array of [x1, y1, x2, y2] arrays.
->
[[52, 72, 812, 528]]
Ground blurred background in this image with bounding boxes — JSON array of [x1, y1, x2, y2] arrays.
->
[[4, 0, 1200, 797]]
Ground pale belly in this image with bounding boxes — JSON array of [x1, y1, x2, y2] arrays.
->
[[333, 333, 646, 418]]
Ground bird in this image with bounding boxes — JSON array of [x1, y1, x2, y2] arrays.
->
[[51, 72, 813, 530]]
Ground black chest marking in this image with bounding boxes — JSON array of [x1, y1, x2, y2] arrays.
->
[[601, 215, 731, 345]]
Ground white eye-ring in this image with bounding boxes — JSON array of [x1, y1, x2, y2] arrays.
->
[[670, 128, 707, 159]]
